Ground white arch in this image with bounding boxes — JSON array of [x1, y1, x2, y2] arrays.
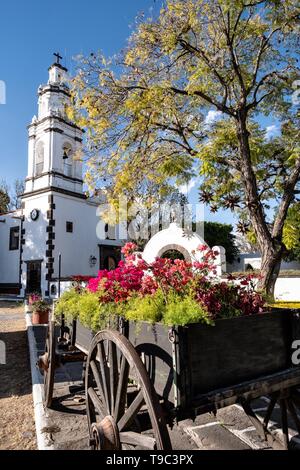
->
[[62, 142, 73, 176], [142, 223, 208, 264], [35, 140, 45, 175]]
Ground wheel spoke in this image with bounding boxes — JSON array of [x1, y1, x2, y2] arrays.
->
[[109, 341, 118, 413], [119, 431, 156, 449], [43, 321, 55, 408], [280, 399, 290, 450], [118, 390, 144, 432], [88, 387, 106, 419], [114, 355, 129, 421], [263, 393, 278, 428], [97, 342, 111, 413], [286, 398, 300, 435], [90, 360, 109, 415]]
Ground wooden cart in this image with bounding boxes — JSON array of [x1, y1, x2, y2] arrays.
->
[[38, 308, 300, 450]]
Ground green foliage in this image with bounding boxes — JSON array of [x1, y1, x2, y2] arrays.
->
[[31, 299, 50, 313], [69, 0, 299, 295], [0, 181, 10, 213], [0, 179, 25, 213], [123, 289, 213, 326], [163, 293, 213, 326], [55, 288, 121, 331], [198, 222, 238, 264], [56, 287, 215, 328], [283, 202, 300, 261], [123, 290, 165, 323], [55, 288, 82, 321], [77, 291, 105, 330], [69, 1, 299, 214]]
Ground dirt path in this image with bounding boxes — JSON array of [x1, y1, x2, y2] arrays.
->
[[0, 301, 37, 450]]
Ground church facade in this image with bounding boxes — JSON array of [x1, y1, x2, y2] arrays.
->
[[0, 60, 123, 298]]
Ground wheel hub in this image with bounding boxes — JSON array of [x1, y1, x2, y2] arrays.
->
[[91, 416, 120, 450], [37, 352, 49, 372]]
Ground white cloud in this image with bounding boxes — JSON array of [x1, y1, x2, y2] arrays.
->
[[177, 179, 196, 195], [205, 110, 223, 125], [265, 124, 280, 140]]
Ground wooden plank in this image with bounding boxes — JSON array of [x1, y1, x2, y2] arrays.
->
[[119, 431, 156, 449], [75, 321, 95, 352], [191, 367, 300, 414], [185, 311, 294, 399]]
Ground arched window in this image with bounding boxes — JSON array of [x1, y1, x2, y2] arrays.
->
[[62, 142, 73, 177], [35, 141, 44, 176]]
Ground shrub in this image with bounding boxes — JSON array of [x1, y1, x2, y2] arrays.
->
[[31, 297, 51, 314], [163, 293, 214, 326], [55, 242, 266, 328], [124, 290, 165, 323], [55, 288, 82, 321]]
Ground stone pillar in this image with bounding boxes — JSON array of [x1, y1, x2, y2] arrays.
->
[[213, 245, 226, 276]]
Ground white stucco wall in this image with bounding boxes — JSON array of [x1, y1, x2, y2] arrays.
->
[[0, 211, 21, 285], [52, 193, 123, 279], [20, 189, 123, 296], [21, 194, 51, 295], [275, 278, 300, 302], [229, 252, 300, 272]]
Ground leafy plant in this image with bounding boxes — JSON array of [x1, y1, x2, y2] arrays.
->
[[31, 297, 51, 314], [77, 291, 115, 331], [123, 290, 165, 323], [55, 243, 266, 329], [55, 288, 81, 321], [163, 292, 213, 326], [55, 289, 119, 331]]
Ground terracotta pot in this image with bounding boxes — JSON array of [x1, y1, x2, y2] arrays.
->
[[32, 309, 49, 325]]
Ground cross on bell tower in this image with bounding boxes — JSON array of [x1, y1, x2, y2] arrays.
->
[[53, 52, 63, 65]]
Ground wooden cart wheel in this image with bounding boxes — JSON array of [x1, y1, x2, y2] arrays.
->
[[85, 329, 172, 450], [43, 320, 56, 408]]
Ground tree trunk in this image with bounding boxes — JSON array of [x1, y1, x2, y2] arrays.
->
[[258, 244, 284, 299], [235, 112, 283, 299]]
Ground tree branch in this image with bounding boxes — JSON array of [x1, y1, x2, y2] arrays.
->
[[273, 157, 300, 238]]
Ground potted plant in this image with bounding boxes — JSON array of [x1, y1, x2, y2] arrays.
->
[[31, 296, 51, 325]]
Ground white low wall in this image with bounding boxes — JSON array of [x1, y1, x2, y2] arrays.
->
[[275, 277, 300, 302]]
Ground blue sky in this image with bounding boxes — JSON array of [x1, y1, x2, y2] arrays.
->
[[0, 1, 160, 185], [0, 0, 279, 227]]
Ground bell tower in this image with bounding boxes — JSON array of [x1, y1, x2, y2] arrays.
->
[[24, 54, 84, 196]]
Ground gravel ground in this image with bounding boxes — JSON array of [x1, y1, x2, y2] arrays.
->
[[0, 301, 37, 450]]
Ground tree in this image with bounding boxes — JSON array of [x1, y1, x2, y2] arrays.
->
[[202, 222, 238, 264], [10, 179, 25, 210], [0, 180, 10, 213], [69, 0, 300, 297], [283, 202, 300, 262]]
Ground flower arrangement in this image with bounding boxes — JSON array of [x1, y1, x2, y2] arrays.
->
[[30, 295, 51, 313], [55, 242, 266, 329], [29, 295, 51, 325], [28, 293, 41, 305]]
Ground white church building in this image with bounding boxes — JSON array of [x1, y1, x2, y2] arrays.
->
[[0, 58, 123, 298], [0, 56, 228, 300]]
